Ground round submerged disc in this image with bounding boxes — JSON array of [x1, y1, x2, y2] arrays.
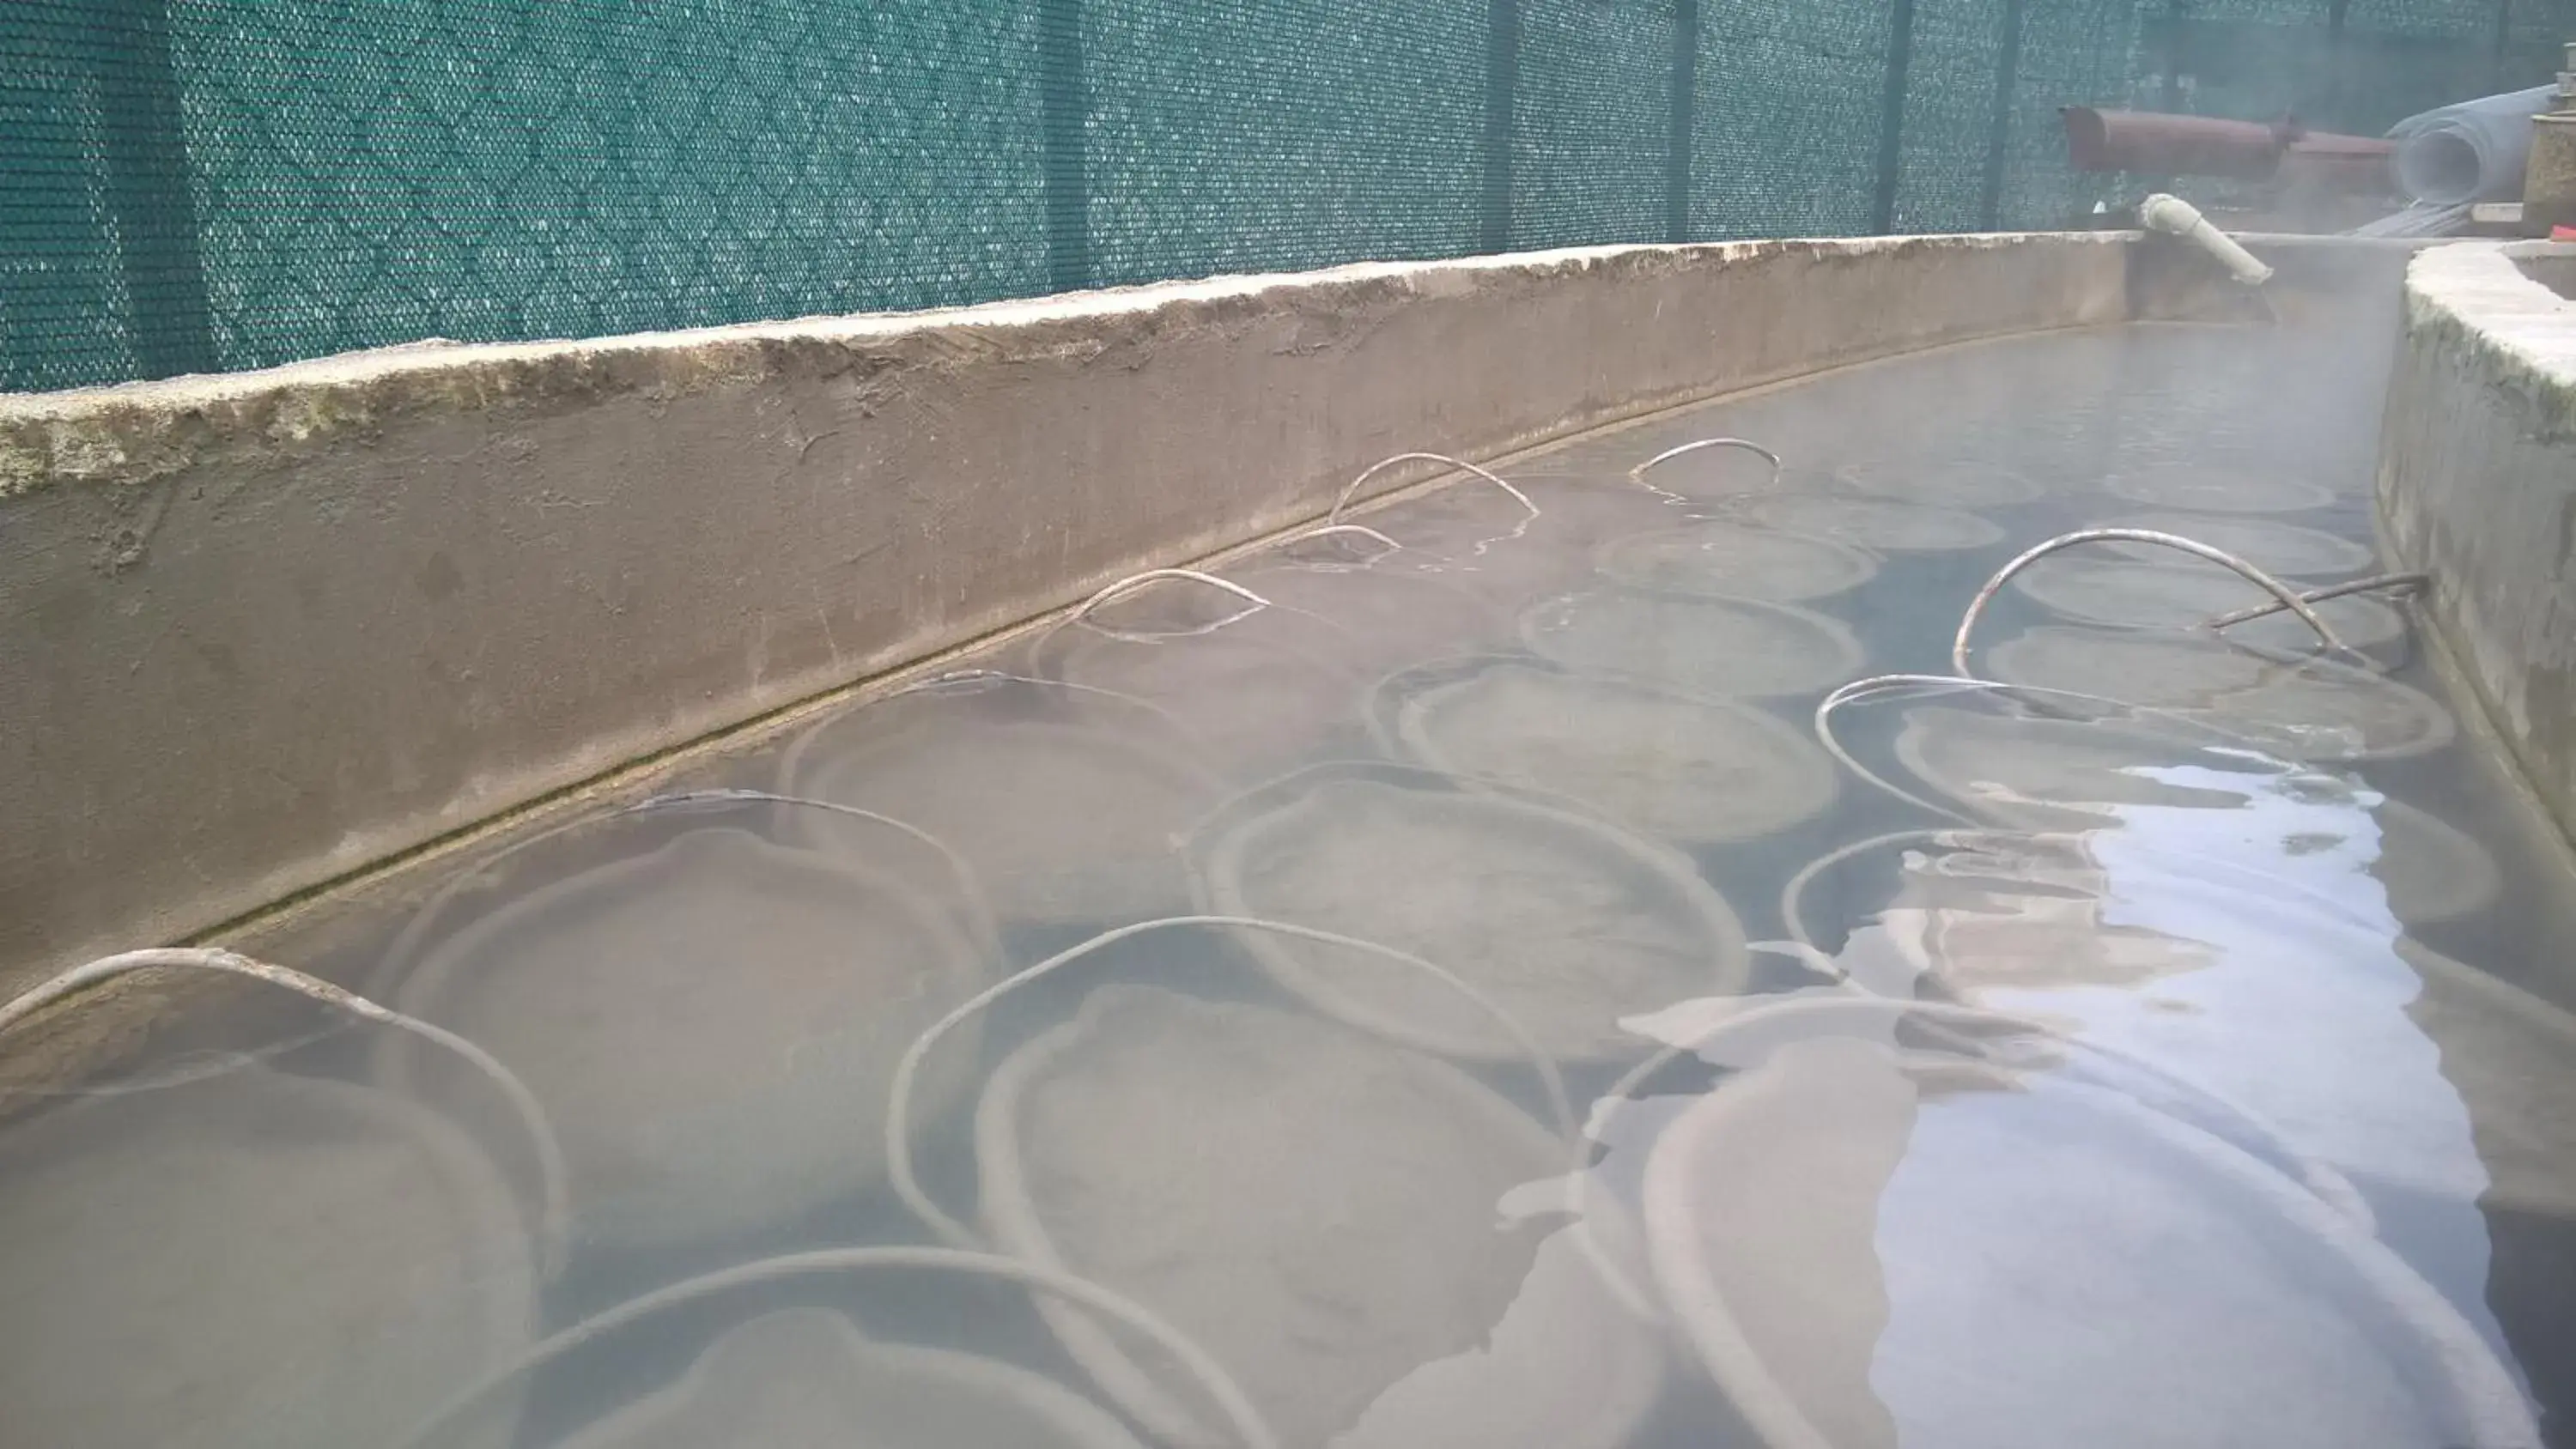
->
[[2006, 556, 2407, 652], [979, 985, 1664, 1449], [1888, 707, 2496, 925], [2403, 943, 2576, 1220], [1521, 589, 1866, 700], [1642, 1034, 2536, 1449], [1197, 773, 1750, 1062], [1382, 658, 1838, 845], [1891, 705, 2293, 829], [2096, 512, 2375, 577], [556, 1308, 1144, 1449], [385, 827, 988, 1254], [1041, 617, 1366, 781], [2364, 803, 2503, 925], [1981, 626, 2455, 762], [1593, 519, 1881, 602], [1835, 460, 2044, 508], [1363, 476, 1680, 603], [784, 691, 1228, 927], [1719, 492, 2007, 553], [2101, 465, 2337, 515], [0, 1064, 535, 1449], [1226, 559, 1503, 672]]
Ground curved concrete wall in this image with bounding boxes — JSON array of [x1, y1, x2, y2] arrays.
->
[[2378, 241, 2576, 844], [0, 234, 2132, 988]]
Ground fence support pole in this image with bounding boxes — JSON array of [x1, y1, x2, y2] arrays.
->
[[1667, 0, 1699, 243], [2486, 0, 2512, 90], [1480, 0, 1521, 252], [1039, 0, 1091, 292], [97, 0, 216, 379], [1978, 0, 2028, 229], [1870, 0, 1922, 233]]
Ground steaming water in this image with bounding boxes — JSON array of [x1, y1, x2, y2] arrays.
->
[[11, 320, 2576, 1449]]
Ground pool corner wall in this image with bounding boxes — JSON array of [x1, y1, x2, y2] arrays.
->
[[2376, 240, 2576, 848]]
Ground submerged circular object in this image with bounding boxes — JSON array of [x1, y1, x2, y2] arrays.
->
[[1195, 771, 1750, 1063], [556, 1308, 1144, 1449], [1224, 559, 1503, 676], [1887, 706, 2497, 925], [1891, 705, 2296, 828], [2101, 465, 2338, 515], [1834, 459, 2044, 508], [1362, 476, 1682, 604], [1720, 492, 2007, 553], [1377, 658, 1838, 846], [0, 1064, 536, 1449], [2403, 943, 2576, 1220], [1593, 519, 1880, 602], [1521, 588, 1867, 700], [1039, 613, 1367, 782], [1641, 1032, 2537, 1449], [381, 825, 990, 1255], [2006, 556, 2407, 652], [2294, 799, 2503, 927], [979, 985, 1665, 1449], [2096, 512, 2375, 577], [1980, 626, 2455, 762], [783, 682, 1229, 927]]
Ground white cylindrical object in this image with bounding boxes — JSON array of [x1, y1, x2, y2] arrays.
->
[[2137, 193, 2274, 287]]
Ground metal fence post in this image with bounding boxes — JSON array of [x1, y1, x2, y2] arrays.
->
[[96, 0, 216, 379], [1039, 0, 1091, 292], [1978, 0, 2029, 228], [1480, 0, 1521, 252], [1870, 0, 1922, 233], [1668, 0, 1700, 243]]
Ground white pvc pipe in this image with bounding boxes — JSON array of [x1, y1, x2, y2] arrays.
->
[[2138, 193, 2274, 287]]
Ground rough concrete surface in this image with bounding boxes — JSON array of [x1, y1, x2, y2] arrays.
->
[[0, 234, 2130, 988], [2378, 241, 2576, 846]]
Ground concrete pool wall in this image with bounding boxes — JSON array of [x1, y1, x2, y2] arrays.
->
[[2377, 241, 2576, 849], [0, 229, 2448, 996]]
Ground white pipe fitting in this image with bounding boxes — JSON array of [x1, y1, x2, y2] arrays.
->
[[2139, 192, 2274, 287]]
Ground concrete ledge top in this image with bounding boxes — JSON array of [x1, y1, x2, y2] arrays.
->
[[2409, 242, 2576, 440], [0, 231, 2121, 500]]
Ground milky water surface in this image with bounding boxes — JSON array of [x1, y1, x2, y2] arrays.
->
[[9, 320, 2576, 1449]]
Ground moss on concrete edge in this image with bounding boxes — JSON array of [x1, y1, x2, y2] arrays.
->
[[2405, 242, 2576, 446]]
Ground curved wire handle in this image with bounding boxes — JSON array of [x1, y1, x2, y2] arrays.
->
[[2204, 571, 2427, 633], [1277, 522, 1405, 560], [0, 948, 573, 1276], [1951, 528, 2349, 677], [1630, 438, 1784, 493], [1063, 568, 1275, 643], [1811, 671, 2259, 822], [1328, 452, 1538, 526], [880, 670, 1217, 757], [390, 1246, 1279, 1449], [885, 913, 1577, 1252], [1072, 569, 1273, 623]]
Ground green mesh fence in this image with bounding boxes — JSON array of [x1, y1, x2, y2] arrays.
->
[[2, 0, 2564, 392]]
